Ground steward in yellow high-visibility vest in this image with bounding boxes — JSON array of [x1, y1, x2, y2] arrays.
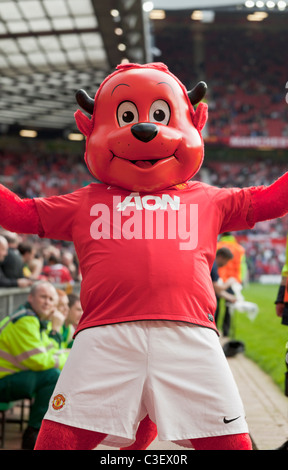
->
[[275, 235, 288, 397], [0, 281, 69, 449], [275, 235, 288, 324], [281, 235, 288, 278]]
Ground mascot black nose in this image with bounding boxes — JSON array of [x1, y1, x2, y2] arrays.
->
[[131, 123, 158, 142]]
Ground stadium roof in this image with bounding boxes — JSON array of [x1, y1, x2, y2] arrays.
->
[[0, 0, 151, 133], [0, 0, 287, 136], [154, 0, 243, 8]]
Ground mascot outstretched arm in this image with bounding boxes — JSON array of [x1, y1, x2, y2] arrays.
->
[[0, 63, 287, 451]]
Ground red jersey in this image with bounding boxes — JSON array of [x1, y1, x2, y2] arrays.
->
[[34, 181, 254, 335]]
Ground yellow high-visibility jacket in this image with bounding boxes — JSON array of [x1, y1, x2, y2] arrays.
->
[[282, 235, 288, 277], [0, 303, 69, 379]]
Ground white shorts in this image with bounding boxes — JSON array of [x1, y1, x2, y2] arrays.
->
[[44, 321, 249, 448]]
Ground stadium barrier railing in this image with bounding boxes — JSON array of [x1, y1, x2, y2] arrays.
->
[[0, 283, 81, 321]]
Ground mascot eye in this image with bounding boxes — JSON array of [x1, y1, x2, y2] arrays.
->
[[149, 100, 170, 125], [117, 101, 139, 127]]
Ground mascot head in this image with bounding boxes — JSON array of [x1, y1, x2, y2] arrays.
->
[[75, 62, 208, 192]]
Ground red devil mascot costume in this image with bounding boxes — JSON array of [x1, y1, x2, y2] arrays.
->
[[0, 63, 287, 450]]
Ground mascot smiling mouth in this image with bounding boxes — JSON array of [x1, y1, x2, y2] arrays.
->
[[113, 156, 175, 169]]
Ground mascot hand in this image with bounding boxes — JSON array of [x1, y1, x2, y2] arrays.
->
[[0, 184, 42, 234], [248, 172, 288, 224]]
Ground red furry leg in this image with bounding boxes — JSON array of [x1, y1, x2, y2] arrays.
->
[[34, 419, 107, 450], [190, 433, 252, 450], [120, 415, 157, 450]]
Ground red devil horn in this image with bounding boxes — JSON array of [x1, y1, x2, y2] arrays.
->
[[187, 81, 207, 106], [75, 89, 95, 115]]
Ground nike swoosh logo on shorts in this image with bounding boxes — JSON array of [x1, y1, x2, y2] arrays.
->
[[223, 416, 241, 424]]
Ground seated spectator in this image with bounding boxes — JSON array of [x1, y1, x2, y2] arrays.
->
[[61, 293, 83, 348], [1, 231, 25, 279], [42, 254, 74, 285], [54, 288, 70, 325], [0, 235, 32, 288], [61, 250, 78, 281], [50, 291, 82, 349], [0, 280, 69, 449], [18, 242, 44, 280], [42, 244, 61, 265]]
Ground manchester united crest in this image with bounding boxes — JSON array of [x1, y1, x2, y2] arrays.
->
[[52, 393, 66, 411]]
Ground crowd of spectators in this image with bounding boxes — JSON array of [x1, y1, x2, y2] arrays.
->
[[155, 24, 288, 139], [0, 141, 286, 283], [0, 142, 87, 290], [0, 141, 94, 199], [0, 228, 81, 289], [204, 29, 288, 138]]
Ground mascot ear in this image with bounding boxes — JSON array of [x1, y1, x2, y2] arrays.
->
[[187, 81, 208, 132], [74, 89, 95, 137], [193, 102, 208, 132], [74, 109, 93, 137]]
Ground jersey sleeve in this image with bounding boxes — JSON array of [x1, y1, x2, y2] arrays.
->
[[205, 173, 288, 234], [34, 188, 84, 241], [203, 185, 255, 233]]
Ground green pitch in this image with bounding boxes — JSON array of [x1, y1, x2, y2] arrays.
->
[[219, 283, 288, 393]]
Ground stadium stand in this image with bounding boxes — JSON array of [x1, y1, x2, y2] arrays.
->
[[154, 16, 288, 138], [0, 2, 287, 450], [0, 139, 286, 282], [0, 8, 287, 285], [204, 29, 288, 139]]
